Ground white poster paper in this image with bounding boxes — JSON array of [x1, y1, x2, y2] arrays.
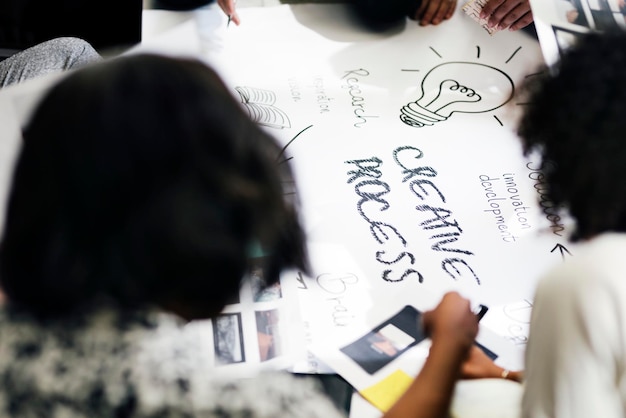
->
[[198, 3, 571, 374]]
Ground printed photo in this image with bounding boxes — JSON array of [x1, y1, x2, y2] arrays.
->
[[340, 305, 425, 375], [213, 313, 245, 365], [531, 0, 626, 66], [256, 309, 282, 361]]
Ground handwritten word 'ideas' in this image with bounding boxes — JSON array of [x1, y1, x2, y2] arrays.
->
[[341, 69, 379, 128], [345, 146, 480, 285]]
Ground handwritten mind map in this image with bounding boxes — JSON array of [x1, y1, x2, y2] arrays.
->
[[212, 3, 562, 374]]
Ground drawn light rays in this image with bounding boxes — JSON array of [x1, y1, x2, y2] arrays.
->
[[399, 44, 531, 128]]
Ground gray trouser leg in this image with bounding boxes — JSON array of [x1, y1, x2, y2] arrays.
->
[[0, 37, 102, 88]]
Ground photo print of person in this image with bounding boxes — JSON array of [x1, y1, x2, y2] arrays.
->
[[255, 309, 282, 362], [340, 306, 426, 375], [565, 0, 626, 30], [212, 313, 245, 365], [541, 0, 626, 68]]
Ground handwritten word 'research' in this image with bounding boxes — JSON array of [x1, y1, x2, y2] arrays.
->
[[341, 69, 379, 128]]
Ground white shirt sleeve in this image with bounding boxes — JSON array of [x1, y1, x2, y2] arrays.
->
[[522, 245, 626, 418]]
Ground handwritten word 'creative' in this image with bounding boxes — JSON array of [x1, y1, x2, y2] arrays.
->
[[341, 69, 379, 128], [345, 146, 480, 285]]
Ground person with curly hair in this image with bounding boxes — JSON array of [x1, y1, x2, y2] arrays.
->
[[516, 30, 626, 418], [459, 30, 626, 418], [0, 52, 481, 418]]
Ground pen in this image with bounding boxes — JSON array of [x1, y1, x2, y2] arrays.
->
[[227, 0, 237, 28], [474, 304, 489, 321]]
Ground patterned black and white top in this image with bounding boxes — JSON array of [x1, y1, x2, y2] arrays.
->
[[0, 307, 344, 417]]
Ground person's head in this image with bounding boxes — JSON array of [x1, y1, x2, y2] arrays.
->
[[0, 53, 307, 320], [518, 31, 626, 241]]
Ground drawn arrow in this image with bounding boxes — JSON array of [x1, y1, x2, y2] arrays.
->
[[550, 243, 571, 260]]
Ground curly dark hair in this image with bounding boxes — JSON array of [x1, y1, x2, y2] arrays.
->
[[0, 54, 308, 319], [518, 31, 626, 241]]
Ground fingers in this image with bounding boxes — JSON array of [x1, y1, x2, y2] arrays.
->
[[508, 9, 533, 30], [461, 345, 501, 379], [217, 0, 240, 25], [415, 0, 457, 26], [480, 0, 533, 31], [444, 0, 457, 20], [421, 292, 478, 347], [230, 12, 241, 26], [479, 0, 504, 19], [217, 0, 235, 15]]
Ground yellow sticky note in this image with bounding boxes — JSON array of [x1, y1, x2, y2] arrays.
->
[[360, 370, 414, 412]]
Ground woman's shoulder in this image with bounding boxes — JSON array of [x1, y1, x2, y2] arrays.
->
[[0, 307, 188, 415], [537, 233, 626, 299], [194, 372, 344, 418], [0, 307, 344, 417]]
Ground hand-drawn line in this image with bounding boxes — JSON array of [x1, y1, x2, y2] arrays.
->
[[525, 71, 545, 78], [235, 86, 291, 129], [401, 69, 421, 72], [550, 243, 572, 260], [476, 45, 481, 59], [505, 46, 522, 64], [276, 124, 313, 164], [429, 46, 442, 58], [493, 115, 503, 126], [399, 62, 514, 127], [502, 299, 533, 323]]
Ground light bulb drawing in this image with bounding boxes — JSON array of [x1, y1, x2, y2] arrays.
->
[[400, 61, 514, 128]]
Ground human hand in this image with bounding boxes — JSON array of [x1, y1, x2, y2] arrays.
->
[[462, 345, 524, 382], [422, 292, 478, 351], [566, 9, 579, 23], [461, 345, 503, 379], [411, 0, 457, 26], [480, 0, 533, 31], [218, 0, 240, 26]]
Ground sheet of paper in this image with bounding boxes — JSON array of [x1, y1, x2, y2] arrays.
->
[[131, 1, 567, 383], [0, 3, 574, 409], [462, 0, 498, 34], [529, 0, 626, 68], [185, 257, 300, 378]]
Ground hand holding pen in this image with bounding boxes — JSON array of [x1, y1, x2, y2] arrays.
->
[[421, 292, 479, 353], [218, 0, 240, 26]]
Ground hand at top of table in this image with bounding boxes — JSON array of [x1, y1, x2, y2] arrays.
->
[[480, 0, 533, 31]]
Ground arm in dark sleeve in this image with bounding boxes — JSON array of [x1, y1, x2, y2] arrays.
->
[[350, 0, 422, 30]]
